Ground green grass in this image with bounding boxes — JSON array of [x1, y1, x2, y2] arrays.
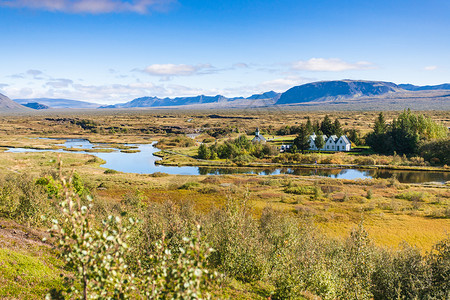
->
[[0, 247, 65, 299]]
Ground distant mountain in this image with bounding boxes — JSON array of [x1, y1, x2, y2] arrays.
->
[[103, 92, 279, 109], [23, 102, 50, 110], [14, 98, 101, 109], [398, 83, 450, 91], [246, 91, 281, 100], [0, 93, 29, 111], [276, 80, 401, 105]]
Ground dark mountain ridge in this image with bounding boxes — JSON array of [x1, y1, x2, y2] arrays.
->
[[102, 91, 280, 108], [23, 102, 50, 110], [276, 80, 401, 105], [398, 83, 450, 91]]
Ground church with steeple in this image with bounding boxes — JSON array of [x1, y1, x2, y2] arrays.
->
[[252, 128, 266, 143]]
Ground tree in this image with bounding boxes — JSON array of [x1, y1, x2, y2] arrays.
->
[[366, 112, 392, 154], [198, 143, 211, 159], [314, 131, 325, 151], [313, 120, 321, 133], [345, 129, 361, 146], [305, 117, 313, 135], [374, 112, 387, 135], [333, 118, 343, 136], [293, 124, 311, 154], [320, 115, 334, 136]]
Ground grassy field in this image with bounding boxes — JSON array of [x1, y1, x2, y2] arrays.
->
[[1, 150, 449, 251], [0, 110, 449, 298]]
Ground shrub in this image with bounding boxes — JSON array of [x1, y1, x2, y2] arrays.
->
[[178, 181, 200, 190], [284, 185, 314, 195], [354, 157, 376, 165], [396, 191, 429, 202], [103, 169, 118, 174]]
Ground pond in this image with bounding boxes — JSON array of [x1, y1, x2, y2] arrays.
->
[[5, 139, 450, 183]]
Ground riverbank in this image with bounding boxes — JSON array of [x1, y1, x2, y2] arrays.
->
[[154, 149, 450, 173]]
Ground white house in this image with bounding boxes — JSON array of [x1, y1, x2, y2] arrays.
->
[[335, 135, 351, 151], [325, 135, 339, 151], [309, 133, 327, 151], [309, 133, 351, 152]]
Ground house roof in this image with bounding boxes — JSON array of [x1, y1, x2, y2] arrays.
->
[[310, 134, 327, 141], [252, 135, 266, 142], [340, 135, 351, 145], [327, 135, 338, 142]]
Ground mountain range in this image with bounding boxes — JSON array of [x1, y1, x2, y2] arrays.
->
[[2, 80, 450, 111], [100, 91, 281, 109]]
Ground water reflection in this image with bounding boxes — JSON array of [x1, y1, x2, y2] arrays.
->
[[5, 139, 449, 183]]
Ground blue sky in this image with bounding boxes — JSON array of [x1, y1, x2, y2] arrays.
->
[[0, 0, 449, 104]]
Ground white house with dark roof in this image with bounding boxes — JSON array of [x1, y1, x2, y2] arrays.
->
[[335, 135, 351, 151], [252, 128, 266, 143], [309, 133, 351, 152], [309, 133, 327, 151]]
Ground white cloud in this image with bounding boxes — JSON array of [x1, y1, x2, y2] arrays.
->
[[292, 58, 374, 72], [142, 63, 216, 77], [26, 69, 47, 80], [257, 76, 312, 92], [46, 78, 74, 88], [424, 65, 438, 71], [0, 0, 176, 14]]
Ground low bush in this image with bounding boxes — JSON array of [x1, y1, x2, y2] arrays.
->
[[396, 191, 429, 202]]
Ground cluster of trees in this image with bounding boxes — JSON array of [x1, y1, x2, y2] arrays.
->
[[366, 110, 448, 155], [290, 115, 348, 153], [276, 115, 344, 137], [198, 135, 277, 162]]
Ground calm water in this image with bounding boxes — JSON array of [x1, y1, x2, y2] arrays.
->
[[6, 139, 450, 183]]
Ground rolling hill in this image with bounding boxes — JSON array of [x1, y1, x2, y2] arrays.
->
[[14, 98, 101, 109], [0, 93, 29, 111]]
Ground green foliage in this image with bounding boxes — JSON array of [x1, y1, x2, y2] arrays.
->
[[339, 223, 375, 299], [420, 138, 450, 165], [141, 228, 216, 299], [320, 115, 334, 137], [36, 175, 62, 199], [199, 135, 277, 161], [371, 243, 429, 299], [104, 168, 119, 174], [395, 191, 428, 202], [293, 124, 311, 153], [197, 143, 211, 159], [206, 195, 268, 283], [314, 130, 325, 150], [366, 110, 448, 155], [179, 181, 200, 190], [158, 135, 195, 148], [48, 171, 216, 299], [0, 174, 53, 226], [345, 128, 361, 145], [428, 235, 450, 298], [0, 248, 64, 299], [284, 185, 314, 195], [49, 195, 135, 299]]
